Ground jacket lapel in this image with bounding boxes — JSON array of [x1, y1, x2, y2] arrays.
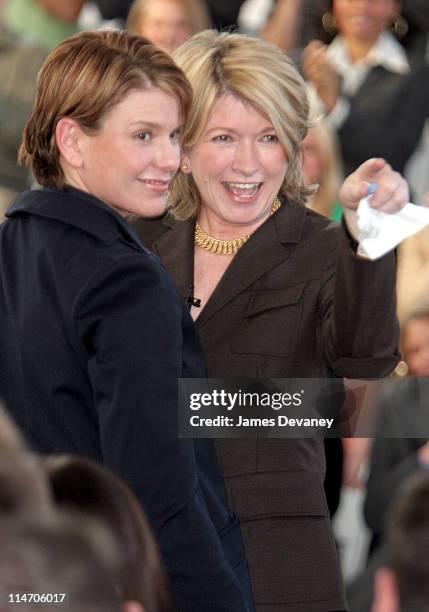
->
[[152, 216, 195, 302], [195, 202, 306, 328], [152, 201, 307, 327]]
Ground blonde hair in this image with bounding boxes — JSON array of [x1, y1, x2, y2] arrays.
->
[[127, 0, 212, 37], [169, 30, 314, 219], [305, 120, 343, 218], [18, 30, 192, 189]]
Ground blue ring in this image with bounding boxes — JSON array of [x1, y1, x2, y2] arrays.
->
[[368, 182, 378, 196]]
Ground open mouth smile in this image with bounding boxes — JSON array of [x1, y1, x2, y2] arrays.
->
[[139, 178, 171, 192], [222, 182, 262, 198]]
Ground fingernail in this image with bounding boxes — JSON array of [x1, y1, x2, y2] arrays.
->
[[368, 182, 378, 196]]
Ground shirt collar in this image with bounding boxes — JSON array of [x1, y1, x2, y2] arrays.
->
[[328, 31, 410, 76]]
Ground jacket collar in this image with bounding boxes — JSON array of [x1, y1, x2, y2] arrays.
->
[[7, 187, 150, 253], [152, 213, 195, 302], [152, 198, 307, 327]]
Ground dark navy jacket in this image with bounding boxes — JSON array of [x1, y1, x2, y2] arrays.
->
[[0, 187, 253, 612]]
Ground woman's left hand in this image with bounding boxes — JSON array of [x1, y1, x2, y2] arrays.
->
[[340, 158, 409, 213], [340, 158, 409, 241]]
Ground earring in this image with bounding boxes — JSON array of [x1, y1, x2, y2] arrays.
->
[[182, 163, 189, 171], [392, 13, 408, 38], [322, 12, 337, 35]]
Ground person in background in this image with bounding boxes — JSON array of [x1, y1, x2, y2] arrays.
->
[[0, 513, 130, 612], [0, 31, 46, 217], [364, 299, 429, 557], [2, 0, 85, 50], [134, 30, 407, 611], [400, 301, 429, 377], [302, 0, 429, 177], [0, 30, 253, 612], [347, 303, 429, 612], [44, 455, 171, 612], [396, 201, 429, 324], [260, 0, 310, 54], [303, 119, 343, 220], [0, 0, 87, 217], [94, 0, 244, 30], [371, 473, 429, 612], [262, 0, 429, 58], [0, 405, 52, 515], [126, 0, 211, 56]]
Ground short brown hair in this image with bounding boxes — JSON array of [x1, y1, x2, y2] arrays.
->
[[18, 30, 192, 189], [0, 405, 52, 516], [385, 473, 429, 612], [0, 513, 123, 612], [45, 455, 170, 612], [169, 30, 313, 219]]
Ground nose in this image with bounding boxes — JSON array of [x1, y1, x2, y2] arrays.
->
[[154, 137, 180, 174], [158, 19, 176, 35], [231, 140, 260, 176], [353, 0, 371, 10]]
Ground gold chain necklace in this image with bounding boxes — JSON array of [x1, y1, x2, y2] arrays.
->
[[194, 196, 282, 255]]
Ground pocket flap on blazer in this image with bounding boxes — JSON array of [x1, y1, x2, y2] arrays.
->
[[246, 283, 306, 317], [226, 470, 328, 521]]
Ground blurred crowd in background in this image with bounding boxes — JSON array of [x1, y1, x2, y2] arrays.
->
[[0, 1, 429, 611]]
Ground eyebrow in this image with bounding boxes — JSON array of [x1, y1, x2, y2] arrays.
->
[[205, 125, 276, 135], [128, 121, 183, 131], [128, 121, 163, 129]]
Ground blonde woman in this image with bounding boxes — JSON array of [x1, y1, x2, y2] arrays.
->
[[134, 30, 407, 611]]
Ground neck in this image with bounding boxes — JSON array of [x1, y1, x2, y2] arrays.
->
[[197, 208, 271, 241], [63, 173, 128, 219], [345, 36, 378, 62]]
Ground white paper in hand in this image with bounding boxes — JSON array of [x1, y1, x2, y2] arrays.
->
[[357, 198, 429, 260]]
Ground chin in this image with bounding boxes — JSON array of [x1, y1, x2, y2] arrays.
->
[[136, 200, 166, 219]]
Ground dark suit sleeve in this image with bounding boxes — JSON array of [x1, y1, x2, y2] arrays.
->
[[74, 253, 247, 612], [319, 225, 400, 378]]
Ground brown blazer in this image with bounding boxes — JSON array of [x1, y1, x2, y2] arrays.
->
[[134, 199, 400, 612]]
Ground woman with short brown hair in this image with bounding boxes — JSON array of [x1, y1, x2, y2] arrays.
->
[[0, 29, 253, 612]]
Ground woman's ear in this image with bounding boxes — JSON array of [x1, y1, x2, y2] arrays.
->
[[181, 151, 192, 174], [55, 118, 84, 169]]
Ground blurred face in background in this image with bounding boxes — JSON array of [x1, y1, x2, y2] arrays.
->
[[137, 0, 193, 55], [302, 128, 324, 184], [333, 0, 398, 44], [402, 317, 429, 376]]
